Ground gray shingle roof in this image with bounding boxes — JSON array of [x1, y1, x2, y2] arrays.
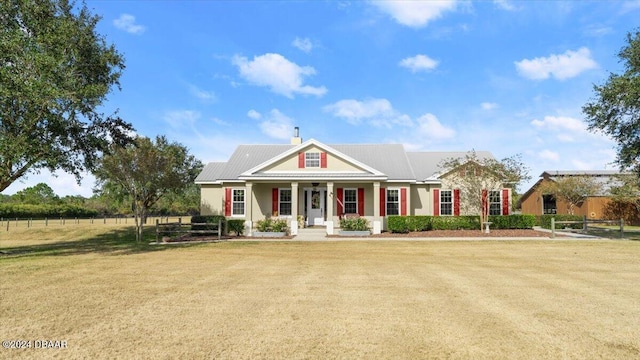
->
[[331, 144, 415, 180], [195, 141, 495, 183]]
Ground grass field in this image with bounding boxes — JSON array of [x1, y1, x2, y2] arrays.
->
[[1, 225, 639, 359]]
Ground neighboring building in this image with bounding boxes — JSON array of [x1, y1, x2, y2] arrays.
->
[[519, 170, 621, 218], [195, 130, 512, 235]]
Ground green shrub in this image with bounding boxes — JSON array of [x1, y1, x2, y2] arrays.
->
[[387, 216, 410, 233], [431, 216, 480, 230], [340, 217, 370, 231], [227, 219, 245, 236], [488, 214, 536, 229], [388, 216, 432, 233], [256, 218, 289, 234]]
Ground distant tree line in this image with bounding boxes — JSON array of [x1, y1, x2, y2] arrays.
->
[[0, 182, 200, 218]]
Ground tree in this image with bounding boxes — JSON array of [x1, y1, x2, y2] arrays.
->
[[537, 176, 603, 215], [93, 136, 203, 242], [13, 182, 59, 204], [583, 29, 640, 177], [0, 0, 134, 192], [440, 150, 530, 231], [603, 174, 640, 224]]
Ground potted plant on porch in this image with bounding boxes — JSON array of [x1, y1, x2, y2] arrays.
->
[[338, 216, 371, 236], [253, 218, 289, 237]]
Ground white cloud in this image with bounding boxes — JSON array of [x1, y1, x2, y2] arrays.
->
[[493, 0, 518, 11], [399, 54, 439, 72], [247, 110, 262, 119], [292, 37, 313, 53], [371, 0, 458, 28], [163, 110, 200, 129], [621, 1, 640, 13], [323, 98, 411, 128], [232, 53, 327, 98], [189, 86, 216, 102], [416, 113, 456, 140], [531, 115, 594, 143], [481, 102, 499, 110], [259, 109, 296, 140], [538, 149, 560, 162], [531, 115, 586, 132], [515, 47, 598, 80], [113, 14, 146, 34]]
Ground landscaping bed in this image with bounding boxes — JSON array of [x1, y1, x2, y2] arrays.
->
[[367, 229, 550, 238]]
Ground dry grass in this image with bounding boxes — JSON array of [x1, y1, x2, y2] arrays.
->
[[1, 229, 639, 359]]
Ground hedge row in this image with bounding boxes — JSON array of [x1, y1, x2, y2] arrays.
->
[[387, 215, 537, 233], [0, 203, 99, 218]]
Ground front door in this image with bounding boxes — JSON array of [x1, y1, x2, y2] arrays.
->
[[307, 188, 325, 226]]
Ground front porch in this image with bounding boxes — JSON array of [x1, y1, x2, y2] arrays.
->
[[241, 181, 392, 236]]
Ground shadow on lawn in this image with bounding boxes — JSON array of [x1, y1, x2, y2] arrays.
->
[[0, 228, 208, 259]]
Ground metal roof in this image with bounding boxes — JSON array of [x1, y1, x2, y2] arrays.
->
[[195, 141, 495, 183], [407, 151, 495, 181]]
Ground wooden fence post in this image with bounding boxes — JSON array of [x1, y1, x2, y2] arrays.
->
[[582, 215, 587, 232], [620, 218, 625, 239], [45, 218, 48, 226], [218, 219, 221, 240], [551, 217, 555, 239], [155, 219, 160, 243]]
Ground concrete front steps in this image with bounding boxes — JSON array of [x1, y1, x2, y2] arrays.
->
[[294, 227, 328, 240]]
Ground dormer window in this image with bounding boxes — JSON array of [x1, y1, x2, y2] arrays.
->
[[305, 152, 320, 168]]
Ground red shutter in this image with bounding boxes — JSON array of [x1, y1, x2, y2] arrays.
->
[[298, 152, 305, 168], [433, 189, 440, 216], [320, 152, 327, 168], [380, 188, 386, 216], [453, 189, 460, 216], [482, 189, 488, 217], [272, 188, 278, 215], [224, 188, 232, 216], [400, 188, 407, 216], [337, 188, 344, 216], [358, 188, 365, 216], [502, 189, 510, 215]]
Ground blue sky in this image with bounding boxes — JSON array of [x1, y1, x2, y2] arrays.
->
[[5, 0, 640, 197]]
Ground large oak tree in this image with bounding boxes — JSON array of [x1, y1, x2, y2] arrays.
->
[[0, 0, 134, 192], [583, 29, 640, 177]]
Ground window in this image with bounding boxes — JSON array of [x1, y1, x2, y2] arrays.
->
[[543, 194, 556, 214], [279, 189, 292, 216], [489, 191, 501, 215], [305, 152, 320, 168], [386, 189, 399, 215], [344, 189, 357, 214], [232, 189, 245, 216], [440, 190, 452, 216]]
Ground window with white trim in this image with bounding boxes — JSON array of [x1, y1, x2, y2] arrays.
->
[[232, 189, 245, 216], [386, 189, 399, 215], [279, 189, 292, 216], [489, 190, 501, 215], [440, 190, 453, 216], [305, 152, 320, 168], [344, 189, 357, 214]]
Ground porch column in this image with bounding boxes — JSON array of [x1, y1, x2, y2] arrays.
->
[[373, 182, 380, 218], [291, 182, 299, 235], [245, 182, 253, 235], [326, 182, 334, 221], [326, 182, 334, 235], [373, 181, 381, 234]]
